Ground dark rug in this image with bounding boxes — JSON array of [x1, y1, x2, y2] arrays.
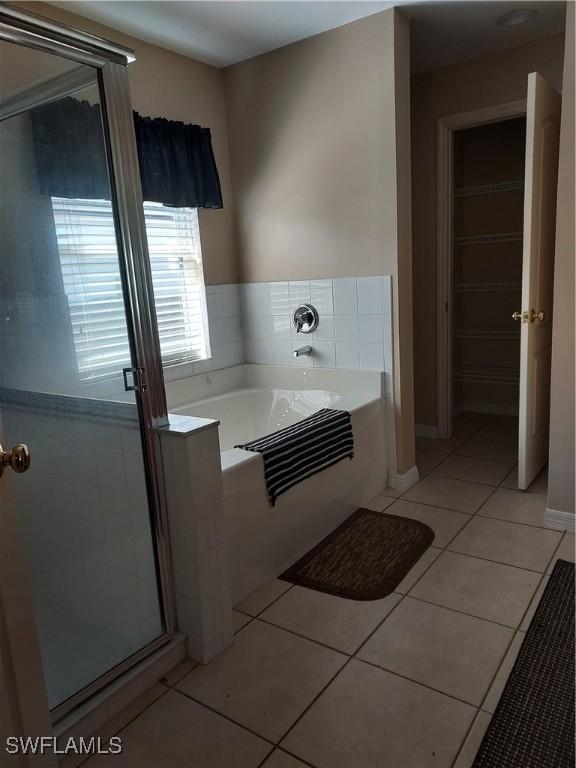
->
[[280, 508, 434, 600], [473, 558, 575, 768]]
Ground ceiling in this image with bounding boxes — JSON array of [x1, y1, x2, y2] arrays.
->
[[51, 0, 566, 72], [406, 1, 565, 73]]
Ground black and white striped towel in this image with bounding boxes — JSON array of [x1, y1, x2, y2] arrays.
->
[[235, 408, 354, 506]]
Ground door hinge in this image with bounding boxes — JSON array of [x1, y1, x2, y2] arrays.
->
[[122, 367, 147, 392]]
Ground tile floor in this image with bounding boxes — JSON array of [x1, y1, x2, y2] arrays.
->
[[85, 414, 575, 768]]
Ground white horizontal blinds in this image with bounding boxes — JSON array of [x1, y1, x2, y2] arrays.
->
[[52, 197, 209, 381], [52, 197, 132, 380], [144, 202, 209, 365]]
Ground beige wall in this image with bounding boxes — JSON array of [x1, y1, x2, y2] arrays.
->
[[411, 34, 565, 426], [548, 5, 575, 518], [224, 10, 400, 283], [224, 10, 416, 473], [21, 1, 238, 284]]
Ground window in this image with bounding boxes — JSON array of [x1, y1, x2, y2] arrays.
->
[[52, 197, 210, 380]]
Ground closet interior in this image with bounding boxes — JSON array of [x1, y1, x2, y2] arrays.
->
[[452, 117, 527, 419]]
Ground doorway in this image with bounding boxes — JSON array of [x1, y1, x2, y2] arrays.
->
[[452, 117, 526, 421], [435, 75, 561, 489]]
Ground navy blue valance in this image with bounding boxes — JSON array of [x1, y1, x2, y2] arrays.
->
[[30, 97, 223, 209]]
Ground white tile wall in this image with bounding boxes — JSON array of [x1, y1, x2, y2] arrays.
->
[[163, 283, 244, 383], [159, 419, 233, 663], [1, 405, 163, 709], [238, 275, 397, 475], [163, 276, 394, 394], [241, 276, 394, 393]]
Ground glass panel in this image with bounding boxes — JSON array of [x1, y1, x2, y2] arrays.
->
[[0, 39, 164, 710]]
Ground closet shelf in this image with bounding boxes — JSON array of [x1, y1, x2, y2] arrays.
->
[[454, 180, 524, 197], [455, 366, 520, 385], [455, 328, 520, 340], [455, 232, 523, 246], [454, 282, 521, 293]]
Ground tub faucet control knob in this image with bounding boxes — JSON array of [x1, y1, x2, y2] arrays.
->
[[293, 304, 319, 333]]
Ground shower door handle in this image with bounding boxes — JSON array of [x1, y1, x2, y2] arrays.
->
[[0, 443, 31, 478], [123, 367, 146, 392]]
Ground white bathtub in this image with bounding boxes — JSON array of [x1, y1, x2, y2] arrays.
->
[[166, 365, 389, 603]]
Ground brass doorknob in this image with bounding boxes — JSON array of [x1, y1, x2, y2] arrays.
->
[[512, 311, 528, 322], [530, 309, 545, 322], [0, 443, 31, 477]]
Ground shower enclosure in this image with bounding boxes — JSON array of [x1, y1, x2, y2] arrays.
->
[[0, 4, 174, 724]]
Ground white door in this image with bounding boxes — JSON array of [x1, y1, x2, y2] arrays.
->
[[518, 73, 561, 489]]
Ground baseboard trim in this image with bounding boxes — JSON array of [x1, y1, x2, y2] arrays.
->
[[415, 424, 439, 439], [388, 465, 420, 492], [544, 507, 576, 533]]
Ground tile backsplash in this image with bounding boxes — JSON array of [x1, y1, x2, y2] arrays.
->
[[241, 276, 393, 387], [165, 276, 394, 399], [163, 283, 244, 383]]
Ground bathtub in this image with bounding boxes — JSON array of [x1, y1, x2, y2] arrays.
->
[[166, 365, 389, 603]]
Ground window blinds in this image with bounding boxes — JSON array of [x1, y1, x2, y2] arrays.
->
[[52, 197, 210, 381]]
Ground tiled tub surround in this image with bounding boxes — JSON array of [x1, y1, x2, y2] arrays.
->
[[159, 417, 233, 663], [163, 276, 400, 477], [162, 283, 244, 383], [165, 365, 388, 604], [240, 276, 393, 379], [164, 275, 393, 384], [0, 399, 163, 708], [239, 277, 397, 480]]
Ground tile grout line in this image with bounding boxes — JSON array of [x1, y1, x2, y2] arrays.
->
[[233, 582, 297, 635], [275, 656, 356, 750], [351, 656, 482, 709], [475, 509, 563, 532], [164, 682, 278, 747], [255, 745, 276, 768], [448, 708, 486, 768], [444, 548, 557, 575], [397, 594, 525, 632], [268, 747, 317, 768], [390, 496, 478, 514], [253, 615, 357, 657]]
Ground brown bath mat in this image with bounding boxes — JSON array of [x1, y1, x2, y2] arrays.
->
[[280, 508, 434, 600]]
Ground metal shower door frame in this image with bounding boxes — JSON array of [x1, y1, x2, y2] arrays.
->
[[0, 2, 175, 723]]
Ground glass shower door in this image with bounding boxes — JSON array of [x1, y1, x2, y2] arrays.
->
[[0, 39, 165, 714]]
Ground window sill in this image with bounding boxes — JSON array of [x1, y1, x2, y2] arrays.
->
[[162, 358, 210, 384]]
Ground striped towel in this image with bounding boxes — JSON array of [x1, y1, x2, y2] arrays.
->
[[236, 408, 354, 506]]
